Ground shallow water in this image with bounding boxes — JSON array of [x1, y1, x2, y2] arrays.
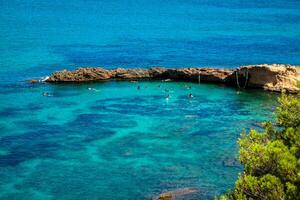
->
[[0, 81, 278, 199], [0, 0, 297, 199]]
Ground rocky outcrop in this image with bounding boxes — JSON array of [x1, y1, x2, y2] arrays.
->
[[45, 67, 233, 83], [162, 68, 232, 83], [234, 64, 300, 93], [43, 64, 300, 93], [46, 68, 112, 82], [153, 188, 198, 200]]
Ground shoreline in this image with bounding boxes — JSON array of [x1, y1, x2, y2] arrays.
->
[[35, 64, 300, 93]]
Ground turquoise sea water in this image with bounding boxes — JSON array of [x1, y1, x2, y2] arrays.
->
[[0, 81, 278, 199], [0, 0, 299, 199]]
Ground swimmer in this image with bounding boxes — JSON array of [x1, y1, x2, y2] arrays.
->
[[188, 93, 194, 98], [43, 92, 53, 97], [184, 85, 192, 90], [88, 88, 99, 92], [165, 94, 170, 100], [137, 85, 141, 90]]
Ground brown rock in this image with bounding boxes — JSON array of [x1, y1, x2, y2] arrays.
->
[[28, 79, 39, 84], [157, 193, 172, 200], [114, 68, 151, 79], [44, 64, 300, 93], [46, 67, 112, 82], [233, 64, 300, 93], [149, 67, 168, 78], [153, 188, 198, 200]]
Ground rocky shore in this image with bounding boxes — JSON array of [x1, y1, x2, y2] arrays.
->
[[43, 64, 300, 93]]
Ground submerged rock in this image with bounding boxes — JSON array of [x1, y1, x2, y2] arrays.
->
[[43, 64, 300, 93], [153, 188, 198, 200], [28, 79, 39, 84], [222, 157, 241, 168]]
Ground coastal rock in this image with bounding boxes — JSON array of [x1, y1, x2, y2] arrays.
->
[[46, 67, 112, 82], [113, 68, 152, 79], [164, 68, 232, 83], [153, 188, 198, 200], [28, 79, 39, 84], [232, 64, 300, 93], [45, 67, 232, 83], [43, 64, 300, 93]]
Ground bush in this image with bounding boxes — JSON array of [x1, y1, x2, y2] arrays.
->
[[219, 94, 300, 200]]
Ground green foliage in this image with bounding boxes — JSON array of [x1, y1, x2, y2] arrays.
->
[[219, 94, 300, 200], [297, 80, 300, 89], [276, 94, 300, 129]]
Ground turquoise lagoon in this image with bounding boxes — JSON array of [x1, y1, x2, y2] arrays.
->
[[0, 0, 299, 199], [0, 81, 278, 199]]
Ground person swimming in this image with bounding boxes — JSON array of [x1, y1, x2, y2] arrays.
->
[[165, 94, 170, 100], [43, 92, 53, 97], [88, 87, 99, 92], [137, 85, 141, 90], [184, 85, 192, 90], [188, 93, 194, 98]]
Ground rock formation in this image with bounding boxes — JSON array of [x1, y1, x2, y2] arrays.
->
[[153, 188, 198, 200], [235, 64, 300, 93], [43, 64, 300, 93], [45, 67, 233, 83]]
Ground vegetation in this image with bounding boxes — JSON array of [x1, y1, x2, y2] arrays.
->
[[220, 94, 300, 200]]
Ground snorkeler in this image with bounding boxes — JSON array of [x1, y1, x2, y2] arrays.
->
[[43, 92, 53, 97], [88, 87, 99, 92], [165, 94, 170, 100]]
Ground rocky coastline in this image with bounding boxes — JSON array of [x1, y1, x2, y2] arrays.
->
[[41, 64, 300, 93]]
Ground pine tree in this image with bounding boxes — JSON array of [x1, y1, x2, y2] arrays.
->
[[220, 94, 300, 200]]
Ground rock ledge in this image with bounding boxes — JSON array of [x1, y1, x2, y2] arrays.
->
[[43, 64, 300, 93]]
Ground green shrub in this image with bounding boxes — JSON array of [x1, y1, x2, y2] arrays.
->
[[219, 94, 300, 200]]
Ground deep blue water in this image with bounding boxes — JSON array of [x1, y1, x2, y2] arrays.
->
[[1, 0, 300, 81], [0, 0, 298, 199]]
